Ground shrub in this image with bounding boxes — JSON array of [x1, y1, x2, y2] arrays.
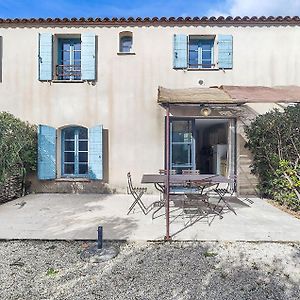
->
[[245, 104, 300, 210], [0, 112, 37, 183]]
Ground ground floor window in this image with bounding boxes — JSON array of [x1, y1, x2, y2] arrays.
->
[[62, 126, 88, 177]]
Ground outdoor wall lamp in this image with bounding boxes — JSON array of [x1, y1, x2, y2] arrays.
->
[[200, 107, 212, 116]]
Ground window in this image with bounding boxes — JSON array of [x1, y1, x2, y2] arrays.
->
[[57, 38, 81, 80], [120, 36, 132, 53], [173, 34, 233, 70], [38, 124, 103, 180], [170, 120, 195, 174], [119, 31, 133, 53], [188, 37, 214, 69], [62, 127, 88, 177], [0, 36, 2, 82], [38, 33, 96, 81]]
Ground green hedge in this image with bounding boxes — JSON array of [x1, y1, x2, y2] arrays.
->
[[0, 112, 37, 183], [245, 104, 300, 211]]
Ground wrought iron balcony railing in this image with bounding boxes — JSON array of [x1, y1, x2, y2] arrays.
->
[[56, 64, 81, 80]]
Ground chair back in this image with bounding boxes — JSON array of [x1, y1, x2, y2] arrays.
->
[[228, 174, 237, 194], [217, 174, 236, 194], [182, 169, 200, 175], [159, 169, 176, 175], [127, 172, 134, 194]]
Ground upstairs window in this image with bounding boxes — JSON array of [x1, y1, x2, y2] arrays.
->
[[188, 37, 214, 69], [120, 36, 132, 53], [57, 38, 81, 80], [38, 32, 96, 82], [173, 34, 233, 70], [119, 31, 134, 54]]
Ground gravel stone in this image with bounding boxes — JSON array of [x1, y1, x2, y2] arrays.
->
[[0, 240, 299, 300]]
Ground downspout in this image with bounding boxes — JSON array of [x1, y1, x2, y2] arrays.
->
[[165, 104, 171, 241]]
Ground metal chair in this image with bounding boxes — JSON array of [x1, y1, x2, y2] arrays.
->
[[127, 172, 147, 215], [152, 169, 178, 219], [182, 169, 200, 175], [212, 175, 237, 215], [182, 169, 205, 194], [159, 169, 177, 175]]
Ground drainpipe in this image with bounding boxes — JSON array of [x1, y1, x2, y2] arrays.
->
[[165, 104, 171, 241]]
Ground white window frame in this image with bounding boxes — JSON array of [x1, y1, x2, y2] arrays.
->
[[187, 35, 217, 70]]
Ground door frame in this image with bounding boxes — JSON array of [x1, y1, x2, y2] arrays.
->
[[165, 116, 237, 177], [169, 118, 196, 173]]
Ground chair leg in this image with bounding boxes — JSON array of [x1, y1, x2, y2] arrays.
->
[[217, 195, 237, 215], [127, 192, 147, 215], [152, 204, 164, 219], [203, 198, 223, 219]]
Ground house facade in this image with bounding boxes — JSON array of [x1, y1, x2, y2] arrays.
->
[[1, 16, 300, 194]]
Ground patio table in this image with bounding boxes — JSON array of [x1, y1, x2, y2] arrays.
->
[[141, 174, 218, 192], [141, 173, 234, 218], [141, 174, 231, 193], [141, 174, 217, 185]]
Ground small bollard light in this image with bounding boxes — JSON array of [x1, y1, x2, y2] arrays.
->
[[97, 225, 103, 249], [80, 225, 118, 263]]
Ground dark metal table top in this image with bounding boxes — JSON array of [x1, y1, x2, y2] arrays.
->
[[141, 174, 231, 184]]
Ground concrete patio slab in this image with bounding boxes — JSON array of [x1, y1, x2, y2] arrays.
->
[[0, 193, 300, 241]]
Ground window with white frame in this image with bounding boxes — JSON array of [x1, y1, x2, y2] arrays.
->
[[62, 126, 88, 176], [188, 36, 215, 69], [57, 38, 81, 80], [173, 34, 233, 70]]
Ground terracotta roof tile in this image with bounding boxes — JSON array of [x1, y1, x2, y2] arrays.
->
[[0, 16, 300, 26]]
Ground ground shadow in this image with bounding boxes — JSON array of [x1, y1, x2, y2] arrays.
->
[[1, 239, 299, 300], [169, 196, 252, 238]]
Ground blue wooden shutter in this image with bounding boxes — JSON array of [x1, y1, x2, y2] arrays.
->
[[218, 35, 233, 69], [81, 33, 96, 80], [38, 125, 56, 180], [89, 125, 103, 180], [173, 34, 188, 69], [38, 33, 53, 80]]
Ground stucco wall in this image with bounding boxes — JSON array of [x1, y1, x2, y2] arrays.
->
[[0, 23, 299, 190]]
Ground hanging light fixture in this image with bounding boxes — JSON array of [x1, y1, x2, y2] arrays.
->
[[200, 106, 212, 116]]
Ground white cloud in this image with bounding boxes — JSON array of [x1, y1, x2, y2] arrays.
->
[[209, 0, 300, 16]]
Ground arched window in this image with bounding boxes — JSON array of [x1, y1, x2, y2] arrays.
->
[[62, 126, 88, 176], [119, 32, 133, 53]]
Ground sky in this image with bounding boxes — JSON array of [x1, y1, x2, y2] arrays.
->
[[1, 0, 300, 18]]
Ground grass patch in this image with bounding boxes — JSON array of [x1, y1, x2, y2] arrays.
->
[[203, 251, 218, 258], [46, 268, 59, 276]]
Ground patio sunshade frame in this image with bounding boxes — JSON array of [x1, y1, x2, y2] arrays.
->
[[160, 102, 243, 241], [159, 85, 300, 240], [158, 86, 300, 104]]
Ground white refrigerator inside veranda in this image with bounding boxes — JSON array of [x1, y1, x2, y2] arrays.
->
[[212, 144, 228, 175]]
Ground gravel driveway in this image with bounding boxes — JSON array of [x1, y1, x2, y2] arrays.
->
[[0, 241, 299, 300]]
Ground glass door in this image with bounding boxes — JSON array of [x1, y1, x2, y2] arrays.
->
[[170, 119, 196, 174]]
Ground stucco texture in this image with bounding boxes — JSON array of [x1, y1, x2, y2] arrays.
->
[[0, 24, 299, 190]]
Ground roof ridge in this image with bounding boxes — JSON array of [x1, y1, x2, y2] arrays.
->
[[0, 16, 300, 25]]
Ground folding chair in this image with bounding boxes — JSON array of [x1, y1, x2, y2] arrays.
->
[[127, 172, 147, 215], [159, 169, 177, 175], [182, 169, 200, 175], [152, 169, 188, 219], [151, 169, 177, 219], [181, 169, 205, 194], [213, 175, 237, 215]]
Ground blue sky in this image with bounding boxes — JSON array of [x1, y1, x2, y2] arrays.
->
[[0, 0, 300, 18]]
